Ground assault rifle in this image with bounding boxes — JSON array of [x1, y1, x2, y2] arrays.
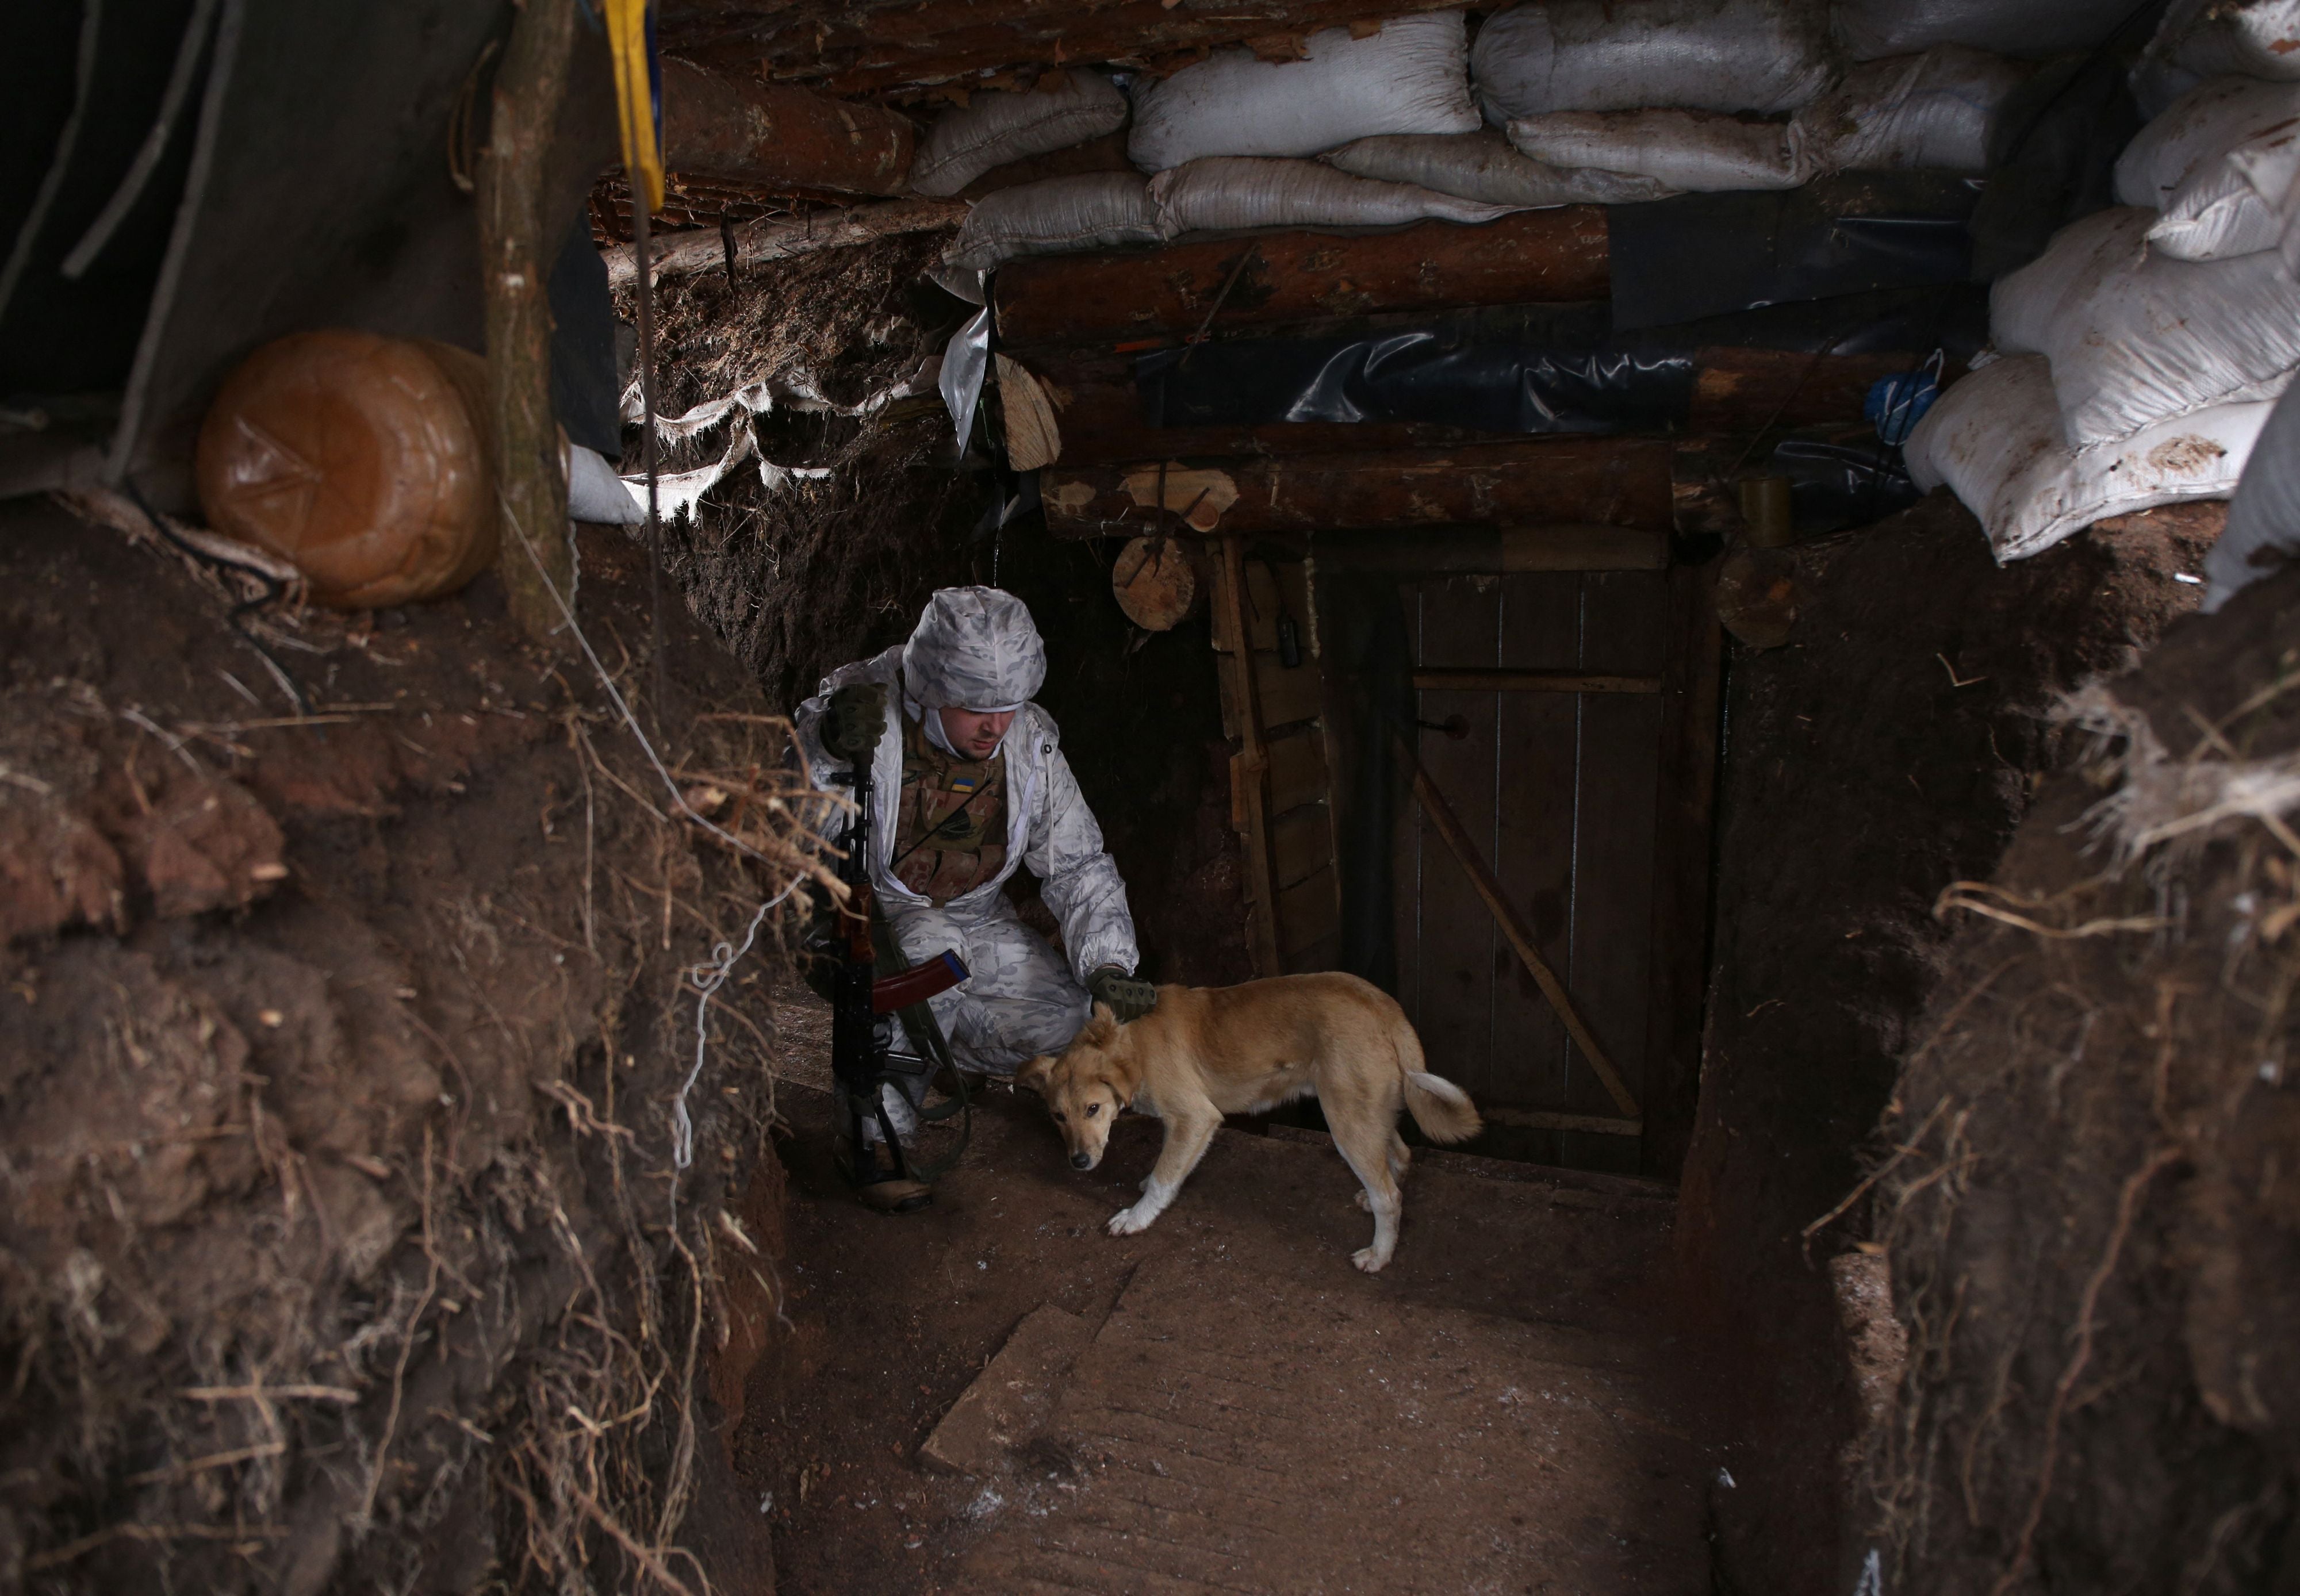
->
[[828, 751, 969, 1198]]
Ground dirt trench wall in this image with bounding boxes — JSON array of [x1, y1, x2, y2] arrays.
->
[[1675, 493, 2217, 1593], [1873, 565, 2300, 1593], [632, 235, 1252, 988], [0, 500, 808, 1593]]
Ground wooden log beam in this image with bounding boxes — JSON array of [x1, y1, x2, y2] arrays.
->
[[1411, 670, 1662, 694], [480, 0, 581, 642], [658, 57, 913, 197], [994, 210, 1611, 346], [665, 0, 1471, 94], [1041, 439, 1674, 539], [603, 196, 965, 287], [1481, 1108, 1644, 1137], [1319, 526, 1667, 573]]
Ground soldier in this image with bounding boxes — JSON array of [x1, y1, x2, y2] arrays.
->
[[796, 587, 1157, 1204]]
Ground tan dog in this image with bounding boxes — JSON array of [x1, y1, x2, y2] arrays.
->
[[1015, 972, 1481, 1272]]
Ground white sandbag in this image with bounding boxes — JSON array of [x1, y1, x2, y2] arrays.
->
[[1905, 353, 2264, 561], [1991, 206, 2300, 446], [1471, 0, 1837, 121], [1505, 110, 1807, 192], [1148, 157, 1522, 235], [944, 173, 1173, 274], [2144, 0, 2300, 86], [910, 71, 1129, 198], [568, 442, 642, 525], [1832, 0, 2123, 63], [1796, 47, 2027, 173], [1127, 14, 1477, 172], [2205, 377, 2300, 608], [2113, 77, 2300, 259], [1321, 131, 1680, 206]]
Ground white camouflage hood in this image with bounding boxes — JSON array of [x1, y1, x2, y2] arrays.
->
[[901, 586, 1046, 710]]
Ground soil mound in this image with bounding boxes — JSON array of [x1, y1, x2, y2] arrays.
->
[[0, 496, 821, 1592], [1873, 562, 2300, 1591]]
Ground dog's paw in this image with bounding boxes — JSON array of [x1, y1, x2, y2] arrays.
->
[[1352, 1245, 1391, 1274], [1107, 1203, 1158, 1237]]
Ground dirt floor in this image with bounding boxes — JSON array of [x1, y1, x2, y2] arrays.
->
[[738, 982, 1722, 1595]]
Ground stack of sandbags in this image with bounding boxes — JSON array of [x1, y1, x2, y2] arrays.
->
[[1910, 51, 2300, 559], [1830, 0, 2129, 61], [2133, 0, 2300, 116], [1906, 353, 2268, 561], [1502, 44, 2026, 193], [2114, 76, 2300, 259]]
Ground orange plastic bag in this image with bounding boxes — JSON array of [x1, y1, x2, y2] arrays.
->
[[195, 330, 500, 609]]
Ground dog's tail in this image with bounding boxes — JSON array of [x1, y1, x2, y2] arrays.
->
[[1395, 1016, 1482, 1145]]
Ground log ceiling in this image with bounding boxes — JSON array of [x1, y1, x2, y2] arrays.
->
[[660, 0, 1470, 95]]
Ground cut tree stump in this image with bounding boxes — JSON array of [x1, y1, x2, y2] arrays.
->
[[1110, 534, 1202, 631]]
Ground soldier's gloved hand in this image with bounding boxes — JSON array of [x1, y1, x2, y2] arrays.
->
[[1087, 966, 1159, 1023], [821, 683, 887, 763]]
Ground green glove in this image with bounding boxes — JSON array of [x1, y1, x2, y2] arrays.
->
[[1087, 966, 1158, 1023], [821, 683, 887, 763]]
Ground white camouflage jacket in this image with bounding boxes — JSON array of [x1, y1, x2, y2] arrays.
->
[[795, 645, 1141, 983]]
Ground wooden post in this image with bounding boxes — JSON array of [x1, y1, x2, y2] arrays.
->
[[1216, 532, 1283, 977], [478, 0, 580, 643], [1387, 720, 1643, 1120]]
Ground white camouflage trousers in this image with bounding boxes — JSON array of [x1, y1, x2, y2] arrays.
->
[[862, 895, 1089, 1145], [888, 893, 1091, 1075]]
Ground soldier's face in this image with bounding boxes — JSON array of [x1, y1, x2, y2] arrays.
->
[[939, 707, 1014, 758]]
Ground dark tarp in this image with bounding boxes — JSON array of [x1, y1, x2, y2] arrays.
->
[[1607, 172, 1981, 331]]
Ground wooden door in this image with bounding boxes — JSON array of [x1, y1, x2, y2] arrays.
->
[[1394, 566, 1717, 1178]]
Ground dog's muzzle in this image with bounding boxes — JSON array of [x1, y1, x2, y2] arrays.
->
[[1070, 1152, 1093, 1170]]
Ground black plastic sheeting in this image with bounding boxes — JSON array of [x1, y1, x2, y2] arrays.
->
[[1138, 285, 1989, 437], [1772, 431, 1921, 535], [1140, 335, 1690, 435], [1607, 172, 1980, 331]]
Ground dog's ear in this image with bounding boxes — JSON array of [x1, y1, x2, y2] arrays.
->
[[1015, 1054, 1055, 1094], [1084, 1003, 1119, 1045]]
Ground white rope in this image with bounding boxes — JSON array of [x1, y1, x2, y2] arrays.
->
[[499, 492, 831, 869], [500, 497, 820, 1210]]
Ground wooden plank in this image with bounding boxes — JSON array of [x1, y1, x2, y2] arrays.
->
[[1394, 592, 1426, 1035], [1266, 726, 1328, 815], [1639, 558, 1725, 1181], [1218, 650, 1322, 738], [1410, 580, 1500, 1103], [1316, 525, 1668, 574], [1390, 712, 1642, 1121], [1282, 930, 1344, 978], [1277, 865, 1342, 959], [1214, 535, 1282, 979], [1271, 803, 1333, 891], [1044, 440, 1675, 539], [995, 210, 1611, 346], [657, 58, 913, 197], [1210, 558, 1312, 655], [1413, 670, 1659, 695], [1485, 573, 1581, 1115], [1481, 1108, 1644, 1138], [1562, 573, 1667, 1123]]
